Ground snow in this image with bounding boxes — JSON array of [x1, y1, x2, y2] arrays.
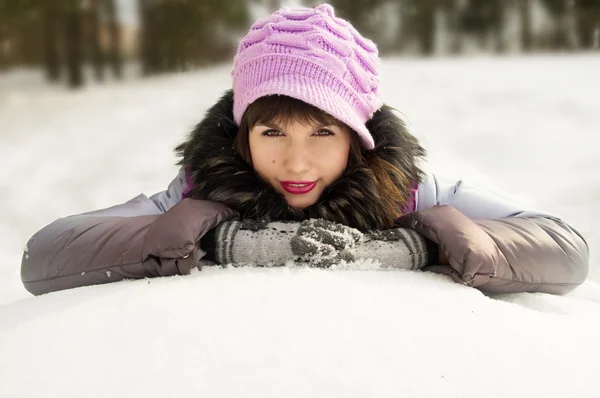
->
[[1, 54, 600, 396]]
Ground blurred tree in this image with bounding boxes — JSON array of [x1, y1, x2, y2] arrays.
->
[[439, 0, 463, 54], [65, 0, 83, 88], [104, 0, 123, 78], [575, 0, 600, 48], [138, 0, 154, 75], [88, 0, 105, 81], [41, 0, 61, 80], [139, 0, 250, 75], [0, 13, 4, 70], [2, 0, 597, 82], [540, 0, 577, 49], [329, 0, 386, 39], [399, 0, 452, 55], [21, 7, 43, 64], [491, 0, 506, 52], [519, 0, 533, 51], [414, 0, 437, 55], [0, 0, 12, 70], [0, 0, 43, 69], [459, 0, 505, 52]]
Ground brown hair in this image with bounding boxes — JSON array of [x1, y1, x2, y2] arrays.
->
[[234, 95, 409, 228]]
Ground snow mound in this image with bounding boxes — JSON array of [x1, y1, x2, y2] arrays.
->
[[2, 267, 600, 397], [1, 54, 600, 396]]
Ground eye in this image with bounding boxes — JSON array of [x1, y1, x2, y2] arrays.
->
[[261, 129, 283, 137], [313, 129, 334, 137]]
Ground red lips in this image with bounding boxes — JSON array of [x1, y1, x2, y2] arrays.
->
[[280, 181, 317, 194]]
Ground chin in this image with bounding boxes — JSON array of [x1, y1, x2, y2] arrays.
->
[[285, 194, 319, 210]]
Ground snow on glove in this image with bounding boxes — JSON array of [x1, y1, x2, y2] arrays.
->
[[290, 218, 435, 269], [290, 219, 362, 268]]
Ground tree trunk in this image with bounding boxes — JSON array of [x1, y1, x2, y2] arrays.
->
[[446, 0, 462, 55], [0, 22, 8, 71], [105, 0, 122, 78], [520, 0, 532, 52], [89, 0, 104, 81], [565, 0, 580, 49], [138, 0, 152, 75], [394, 1, 407, 53], [65, 2, 83, 88], [43, 1, 61, 82], [418, 2, 436, 55], [575, 2, 600, 49], [0, 14, 7, 70], [493, 0, 506, 53]]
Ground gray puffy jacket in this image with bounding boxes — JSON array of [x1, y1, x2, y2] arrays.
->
[[21, 167, 589, 296]]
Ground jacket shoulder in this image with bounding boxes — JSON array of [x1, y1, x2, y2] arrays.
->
[[416, 167, 546, 220]]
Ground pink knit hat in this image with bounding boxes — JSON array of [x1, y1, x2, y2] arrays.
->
[[231, 4, 382, 150]]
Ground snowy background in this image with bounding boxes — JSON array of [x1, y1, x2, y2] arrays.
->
[[1, 54, 600, 397]]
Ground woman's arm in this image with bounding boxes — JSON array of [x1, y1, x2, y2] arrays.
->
[[21, 168, 235, 295], [402, 172, 589, 295]]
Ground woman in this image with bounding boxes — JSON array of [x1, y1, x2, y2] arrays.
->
[[21, 4, 588, 296]]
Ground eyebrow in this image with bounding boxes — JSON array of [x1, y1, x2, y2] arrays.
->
[[260, 122, 283, 129]]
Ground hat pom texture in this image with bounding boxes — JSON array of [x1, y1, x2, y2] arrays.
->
[[232, 4, 382, 149]]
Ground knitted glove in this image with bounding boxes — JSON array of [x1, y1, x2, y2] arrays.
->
[[205, 218, 435, 269], [290, 219, 362, 267], [348, 228, 437, 270], [291, 219, 435, 269], [208, 219, 298, 266]]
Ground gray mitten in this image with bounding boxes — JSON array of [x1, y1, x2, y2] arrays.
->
[[291, 219, 434, 269], [211, 220, 298, 266], [347, 228, 435, 270], [210, 218, 435, 269], [210, 218, 361, 267], [290, 219, 362, 268]]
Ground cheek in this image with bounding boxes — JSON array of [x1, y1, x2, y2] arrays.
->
[[249, 140, 278, 179], [315, 141, 350, 180], [328, 152, 349, 179]]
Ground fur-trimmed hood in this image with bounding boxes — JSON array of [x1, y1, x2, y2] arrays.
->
[[175, 90, 425, 232]]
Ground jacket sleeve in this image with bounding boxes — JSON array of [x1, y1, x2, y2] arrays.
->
[[21, 168, 235, 296], [399, 172, 589, 295]]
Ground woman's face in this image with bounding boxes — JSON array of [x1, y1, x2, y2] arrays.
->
[[249, 119, 352, 209]]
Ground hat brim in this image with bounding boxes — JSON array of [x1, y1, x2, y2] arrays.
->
[[241, 75, 375, 150]]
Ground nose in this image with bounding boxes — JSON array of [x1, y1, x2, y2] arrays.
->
[[283, 139, 311, 176]]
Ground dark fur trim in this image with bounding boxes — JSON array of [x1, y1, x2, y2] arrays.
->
[[174, 90, 425, 231]]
